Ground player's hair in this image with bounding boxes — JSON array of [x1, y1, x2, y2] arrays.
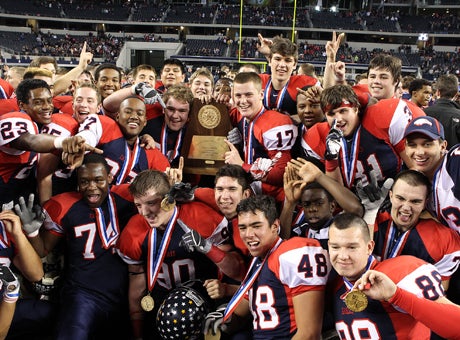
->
[[237, 63, 260, 74], [78, 70, 95, 84], [29, 56, 58, 73], [129, 170, 170, 198], [189, 67, 214, 88], [161, 58, 186, 75], [120, 95, 146, 108], [409, 78, 431, 95], [74, 83, 102, 104], [233, 72, 262, 90], [215, 164, 253, 192], [298, 63, 316, 77], [330, 213, 370, 242], [270, 36, 298, 61], [8, 66, 26, 77], [16, 79, 50, 104], [435, 74, 459, 99], [237, 195, 278, 226], [94, 63, 122, 82], [320, 84, 360, 113], [302, 182, 334, 202], [367, 54, 402, 85], [392, 170, 431, 198], [162, 84, 194, 108], [23, 67, 54, 80], [133, 64, 156, 80], [79, 153, 111, 174], [402, 75, 415, 90]]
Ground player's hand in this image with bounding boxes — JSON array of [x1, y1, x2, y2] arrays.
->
[[180, 230, 211, 254], [203, 304, 227, 336], [132, 82, 166, 107], [204, 279, 226, 300], [325, 31, 345, 61], [257, 33, 273, 57], [14, 194, 44, 237], [296, 85, 323, 102], [165, 156, 184, 185], [356, 171, 393, 225], [289, 157, 323, 184], [249, 152, 282, 180], [61, 136, 103, 154], [353, 270, 397, 302], [283, 165, 305, 204], [0, 265, 20, 304], [226, 127, 242, 145], [168, 182, 195, 202], [139, 134, 156, 150], [325, 119, 343, 160], [224, 140, 243, 166], [78, 41, 93, 70]]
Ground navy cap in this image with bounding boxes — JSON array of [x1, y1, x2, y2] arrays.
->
[[404, 116, 445, 140]]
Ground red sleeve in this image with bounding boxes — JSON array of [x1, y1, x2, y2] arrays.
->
[[117, 214, 150, 262], [0, 99, 19, 116], [389, 287, 460, 339], [264, 149, 290, 187], [146, 148, 170, 172]]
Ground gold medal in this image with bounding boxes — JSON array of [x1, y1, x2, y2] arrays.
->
[[205, 329, 221, 340], [160, 197, 175, 211], [141, 294, 155, 312], [344, 290, 368, 312]]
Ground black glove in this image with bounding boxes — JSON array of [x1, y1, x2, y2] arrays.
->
[[168, 182, 196, 202], [180, 229, 211, 254], [325, 119, 343, 160]]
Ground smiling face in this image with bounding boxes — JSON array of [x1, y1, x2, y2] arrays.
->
[[238, 209, 279, 258], [117, 97, 147, 142], [297, 94, 325, 129], [78, 162, 112, 208], [269, 53, 297, 86], [233, 80, 264, 121], [164, 97, 190, 131], [96, 68, 121, 99], [134, 69, 156, 88], [389, 179, 426, 232], [134, 188, 174, 229], [367, 68, 397, 100], [72, 86, 101, 124], [405, 134, 447, 179], [20, 87, 54, 125], [325, 105, 360, 137], [190, 74, 213, 98], [328, 225, 374, 282], [215, 176, 250, 219]]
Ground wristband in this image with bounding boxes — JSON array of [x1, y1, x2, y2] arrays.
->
[[53, 136, 66, 149], [26, 229, 39, 238], [206, 245, 226, 263], [325, 159, 339, 172]]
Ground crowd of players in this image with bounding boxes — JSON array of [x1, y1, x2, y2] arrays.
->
[[0, 31, 459, 340]]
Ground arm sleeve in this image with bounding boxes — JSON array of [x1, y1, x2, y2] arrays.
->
[[388, 287, 460, 339]]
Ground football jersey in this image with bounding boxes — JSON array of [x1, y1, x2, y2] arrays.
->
[[52, 95, 74, 116], [374, 212, 460, 279], [78, 114, 170, 184], [0, 111, 39, 204], [429, 144, 460, 234], [304, 99, 425, 189], [292, 215, 332, 250], [230, 107, 297, 188], [259, 74, 319, 116], [332, 256, 445, 340], [43, 185, 136, 303], [117, 201, 228, 300], [248, 237, 330, 339], [0, 78, 14, 99]]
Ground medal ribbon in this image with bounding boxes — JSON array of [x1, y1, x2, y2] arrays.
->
[[94, 193, 119, 249], [160, 123, 183, 162], [0, 222, 9, 249], [340, 126, 361, 188], [146, 206, 178, 292], [223, 238, 283, 321], [116, 138, 141, 185], [384, 222, 410, 260], [342, 255, 376, 294], [243, 108, 265, 164], [263, 79, 289, 111]]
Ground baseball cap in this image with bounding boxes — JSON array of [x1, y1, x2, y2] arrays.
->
[[404, 116, 445, 140]]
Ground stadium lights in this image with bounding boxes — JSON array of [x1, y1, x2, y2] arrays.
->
[[330, 6, 338, 13], [315, 6, 320, 11]]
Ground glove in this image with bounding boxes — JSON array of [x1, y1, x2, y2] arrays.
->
[[14, 194, 45, 237], [356, 170, 394, 225], [132, 82, 166, 108], [0, 265, 20, 303], [203, 304, 227, 336], [249, 152, 282, 180], [325, 119, 343, 160], [180, 229, 211, 254], [168, 182, 196, 202], [227, 127, 242, 145], [2, 200, 13, 211]]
